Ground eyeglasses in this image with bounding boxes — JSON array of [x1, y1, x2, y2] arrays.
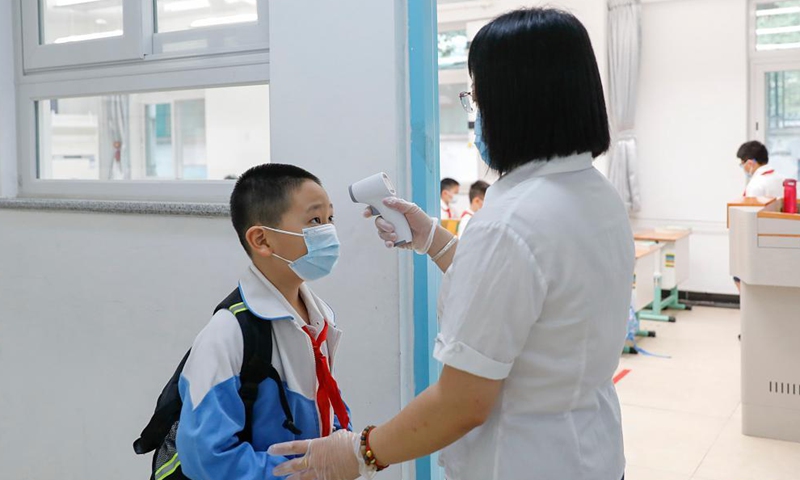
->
[[459, 91, 475, 113]]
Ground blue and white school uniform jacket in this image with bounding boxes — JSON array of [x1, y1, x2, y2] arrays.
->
[[176, 264, 347, 480]]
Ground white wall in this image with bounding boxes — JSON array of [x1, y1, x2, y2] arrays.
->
[[0, 211, 246, 479], [0, 2, 412, 480], [633, 0, 748, 294], [268, 11, 412, 480]]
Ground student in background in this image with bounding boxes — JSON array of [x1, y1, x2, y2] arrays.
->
[[440, 178, 460, 219], [457, 180, 490, 237], [738, 141, 784, 198]]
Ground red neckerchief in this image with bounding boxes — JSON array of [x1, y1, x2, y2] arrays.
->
[[302, 322, 349, 436]]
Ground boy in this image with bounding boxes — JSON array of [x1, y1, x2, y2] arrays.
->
[[440, 177, 460, 219], [176, 164, 350, 480], [738, 140, 784, 198], [457, 180, 489, 237]]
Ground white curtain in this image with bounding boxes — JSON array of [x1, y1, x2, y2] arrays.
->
[[607, 0, 642, 212], [99, 95, 130, 180]]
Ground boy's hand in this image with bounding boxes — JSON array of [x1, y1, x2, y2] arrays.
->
[[363, 197, 437, 254], [269, 430, 363, 480]]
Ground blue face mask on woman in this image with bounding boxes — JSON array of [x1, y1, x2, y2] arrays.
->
[[474, 111, 491, 166], [262, 224, 340, 281]]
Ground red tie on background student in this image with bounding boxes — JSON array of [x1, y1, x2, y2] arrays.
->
[[302, 322, 350, 436]]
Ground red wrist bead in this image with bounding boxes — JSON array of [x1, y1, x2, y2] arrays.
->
[[360, 426, 389, 472]]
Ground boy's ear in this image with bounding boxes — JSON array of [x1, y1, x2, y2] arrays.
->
[[246, 226, 274, 258]]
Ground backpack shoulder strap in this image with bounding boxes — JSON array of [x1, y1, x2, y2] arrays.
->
[[215, 288, 302, 442]]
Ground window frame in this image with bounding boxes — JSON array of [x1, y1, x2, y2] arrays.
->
[[21, 0, 151, 72], [12, 0, 270, 203]]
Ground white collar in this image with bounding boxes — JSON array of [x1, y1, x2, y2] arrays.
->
[[754, 164, 774, 177], [238, 263, 336, 326], [485, 152, 594, 203]]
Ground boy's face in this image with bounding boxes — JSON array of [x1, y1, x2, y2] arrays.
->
[[740, 158, 757, 177], [250, 180, 334, 274], [471, 196, 485, 212], [442, 186, 459, 204]]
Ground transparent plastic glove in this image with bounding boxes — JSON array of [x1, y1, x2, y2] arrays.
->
[[363, 197, 437, 254], [269, 430, 371, 480]]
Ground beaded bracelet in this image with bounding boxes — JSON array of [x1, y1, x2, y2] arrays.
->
[[360, 426, 389, 472]]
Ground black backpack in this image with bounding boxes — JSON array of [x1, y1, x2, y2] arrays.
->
[[133, 288, 302, 480]]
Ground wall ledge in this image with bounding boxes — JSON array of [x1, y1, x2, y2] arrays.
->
[[0, 198, 229, 217]]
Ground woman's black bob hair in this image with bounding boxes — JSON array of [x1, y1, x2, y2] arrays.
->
[[468, 8, 610, 175]]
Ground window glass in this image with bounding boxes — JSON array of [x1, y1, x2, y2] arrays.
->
[[438, 30, 468, 70], [756, 1, 800, 51], [765, 69, 800, 180], [40, 0, 123, 45], [156, 0, 258, 33], [37, 84, 270, 180]]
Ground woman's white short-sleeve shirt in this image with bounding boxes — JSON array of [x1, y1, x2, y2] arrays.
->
[[434, 153, 634, 480]]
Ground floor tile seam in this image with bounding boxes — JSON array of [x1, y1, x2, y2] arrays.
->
[[689, 403, 740, 478]]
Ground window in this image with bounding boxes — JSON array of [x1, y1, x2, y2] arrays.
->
[[36, 85, 270, 181], [761, 69, 800, 180], [438, 30, 468, 70], [13, 0, 269, 202], [750, 1, 800, 183], [755, 1, 800, 51]]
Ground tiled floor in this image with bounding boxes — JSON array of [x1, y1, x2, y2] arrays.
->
[[617, 306, 800, 480]]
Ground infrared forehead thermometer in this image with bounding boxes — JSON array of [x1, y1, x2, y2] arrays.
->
[[349, 173, 413, 247]]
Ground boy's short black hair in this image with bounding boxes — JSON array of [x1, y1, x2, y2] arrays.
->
[[469, 180, 490, 202], [230, 164, 321, 253], [441, 178, 460, 193], [737, 141, 769, 165], [468, 8, 610, 175]]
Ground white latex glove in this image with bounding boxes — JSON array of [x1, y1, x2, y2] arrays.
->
[[269, 430, 372, 480], [363, 197, 437, 254]]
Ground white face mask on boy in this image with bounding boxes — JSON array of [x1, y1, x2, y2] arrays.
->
[[262, 224, 340, 281]]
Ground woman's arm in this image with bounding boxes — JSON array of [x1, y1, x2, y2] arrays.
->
[[427, 225, 458, 273], [369, 198, 458, 273], [268, 366, 501, 480], [368, 365, 502, 465]]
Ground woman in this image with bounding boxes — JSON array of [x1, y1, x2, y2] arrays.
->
[[270, 8, 633, 480]]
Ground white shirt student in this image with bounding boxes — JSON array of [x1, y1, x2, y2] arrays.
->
[[738, 140, 785, 198], [745, 164, 784, 198], [457, 180, 489, 237], [440, 178, 460, 220]]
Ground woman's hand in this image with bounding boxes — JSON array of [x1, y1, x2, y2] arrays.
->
[[268, 430, 364, 480], [364, 198, 437, 254]]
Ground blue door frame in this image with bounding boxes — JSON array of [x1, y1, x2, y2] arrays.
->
[[408, 0, 441, 479]]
